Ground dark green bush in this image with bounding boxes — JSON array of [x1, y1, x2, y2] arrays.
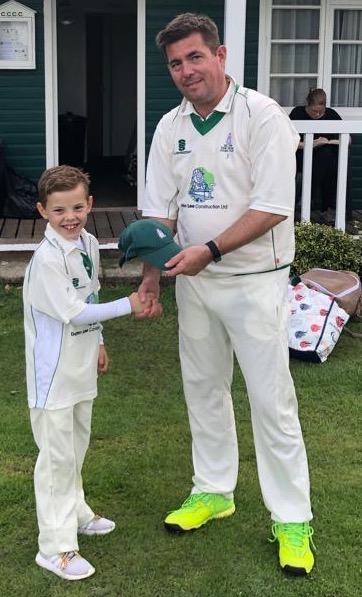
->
[[291, 222, 362, 278]]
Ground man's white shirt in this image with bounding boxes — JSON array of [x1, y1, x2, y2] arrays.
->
[[143, 77, 300, 276]]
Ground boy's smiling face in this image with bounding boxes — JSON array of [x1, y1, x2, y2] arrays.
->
[[37, 183, 93, 241]]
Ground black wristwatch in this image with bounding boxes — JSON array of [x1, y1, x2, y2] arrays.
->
[[205, 240, 222, 263]]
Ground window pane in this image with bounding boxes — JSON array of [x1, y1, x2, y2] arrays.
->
[[271, 43, 318, 73], [333, 44, 362, 75], [272, 10, 319, 40], [334, 10, 362, 41], [331, 79, 362, 107], [273, 0, 320, 5], [270, 77, 317, 106]]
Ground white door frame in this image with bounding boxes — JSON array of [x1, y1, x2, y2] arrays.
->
[[224, 0, 246, 84], [44, 0, 58, 167], [137, 0, 146, 206]]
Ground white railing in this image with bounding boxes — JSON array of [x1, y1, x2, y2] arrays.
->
[[292, 120, 362, 231]]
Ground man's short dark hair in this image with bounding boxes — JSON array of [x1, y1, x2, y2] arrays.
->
[[156, 13, 221, 54]]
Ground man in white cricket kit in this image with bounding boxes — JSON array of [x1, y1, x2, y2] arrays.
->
[[137, 12, 315, 575]]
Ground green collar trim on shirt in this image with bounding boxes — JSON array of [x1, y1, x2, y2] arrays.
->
[[190, 111, 225, 135], [189, 83, 240, 135], [81, 252, 93, 278]]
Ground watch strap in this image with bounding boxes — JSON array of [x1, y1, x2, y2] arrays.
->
[[205, 240, 222, 262]]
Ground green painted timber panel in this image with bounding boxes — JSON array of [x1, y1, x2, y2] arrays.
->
[[0, 0, 45, 182]]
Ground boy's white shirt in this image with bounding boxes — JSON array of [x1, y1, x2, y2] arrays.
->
[[23, 223, 102, 409]]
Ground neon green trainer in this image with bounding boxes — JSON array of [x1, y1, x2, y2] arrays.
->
[[270, 522, 315, 575], [164, 492, 235, 532]]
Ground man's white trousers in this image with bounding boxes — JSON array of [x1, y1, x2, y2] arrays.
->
[[176, 268, 312, 523]]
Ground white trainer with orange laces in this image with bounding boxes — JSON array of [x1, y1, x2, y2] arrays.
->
[[78, 514, 116, 536], [35, 550, 95, 580]]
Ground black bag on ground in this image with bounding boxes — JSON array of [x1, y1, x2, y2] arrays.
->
[[0, 142, 40, 219]]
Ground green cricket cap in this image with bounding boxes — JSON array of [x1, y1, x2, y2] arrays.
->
[[119, 219, 181, 270]]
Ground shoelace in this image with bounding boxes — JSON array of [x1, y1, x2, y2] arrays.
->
[[270, 523, 316, 551], [60, 550, 78, 570], [181, 493, 227, 510], [181, 494, 205, 509], [166, 493, 232, 516]]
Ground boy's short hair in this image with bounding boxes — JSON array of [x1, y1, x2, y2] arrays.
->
[[37, 165, 90, 206], [155, 13, 220, 54]]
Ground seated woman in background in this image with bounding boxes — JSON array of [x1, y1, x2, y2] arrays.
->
[[289, 88, 348, 214]]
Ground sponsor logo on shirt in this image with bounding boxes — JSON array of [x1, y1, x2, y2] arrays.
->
[[72, 278, 87, 290], [173, 139, 192, 155], [180, 166, 228, 210], [188, 167, 215, 203]]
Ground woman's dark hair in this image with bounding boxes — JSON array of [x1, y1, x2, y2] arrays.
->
[[306, 88, 327, 105]]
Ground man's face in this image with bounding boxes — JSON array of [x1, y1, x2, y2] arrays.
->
[[165, 32, 227, 117]]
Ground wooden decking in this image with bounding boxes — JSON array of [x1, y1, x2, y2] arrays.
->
[[1, 206, 361, 251], [0, 207, 141, 249]]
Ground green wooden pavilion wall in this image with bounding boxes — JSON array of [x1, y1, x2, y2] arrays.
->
[[0, 0, 45, 182]]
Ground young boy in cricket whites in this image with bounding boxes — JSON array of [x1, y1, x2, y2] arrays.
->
[[23, 165, 150, 581]]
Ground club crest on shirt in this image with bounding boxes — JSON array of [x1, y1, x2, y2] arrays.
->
[[220, 133, 234, 156], [188, 167, 215, 203], [72, 278, 79, 288]]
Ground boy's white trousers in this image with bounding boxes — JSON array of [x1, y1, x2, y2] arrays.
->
[[30, 400, 95, 556], [175, 268, 312, 523]]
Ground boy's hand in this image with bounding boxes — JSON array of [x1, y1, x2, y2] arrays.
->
[[98, 345, 109, 373], [129, 291, 155, 314]]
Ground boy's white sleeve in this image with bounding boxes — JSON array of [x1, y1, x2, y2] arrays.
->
[[70, 297, 132, 326]]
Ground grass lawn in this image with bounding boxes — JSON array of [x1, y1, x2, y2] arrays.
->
[[0, 281, 361, 597]]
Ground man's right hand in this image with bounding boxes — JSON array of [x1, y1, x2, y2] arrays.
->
[[137, 276, 163, 318]]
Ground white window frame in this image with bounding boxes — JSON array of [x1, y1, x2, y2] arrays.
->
[[258, 0, 362, 119]]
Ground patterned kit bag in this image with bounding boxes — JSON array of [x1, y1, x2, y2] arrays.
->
[[288, 280, 350, 363]]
